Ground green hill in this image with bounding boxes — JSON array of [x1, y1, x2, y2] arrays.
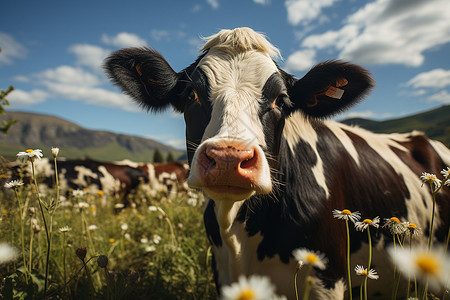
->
[[0, 111, 184, 162], [341, 105, 450, 147]]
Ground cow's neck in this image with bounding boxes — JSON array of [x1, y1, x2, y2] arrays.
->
[[212, 198, 252, 281]]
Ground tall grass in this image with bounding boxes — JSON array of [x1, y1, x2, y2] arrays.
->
[[0, 153, 215, 299]]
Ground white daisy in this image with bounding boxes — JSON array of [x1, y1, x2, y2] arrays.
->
[[441, 167, 450, 179], [0, 243, 19, 264], [292, 248, 327, 270], [221, 275, 276, 300], [388, 245, 450, 292], [332, 209, 361, 223], [59, 226, 72, 233], [4, 179, 24, 189], [51, 147, 59, 158], [383, 217, 408, 235], [420, 172, 442, 190], [17, 149, 43, 163], [114, 203, 125, 209], [355, 265, 379, 280], [355, 216, 380, 232], [88, 225, 98, 231]]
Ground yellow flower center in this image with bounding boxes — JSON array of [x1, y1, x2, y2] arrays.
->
[[415, 255, 439, 275], [362, 270, 368, 275], [342, 209, 351, 215], [97, 190, 104, 196], [409, 223, 417, 229], [237, 288, 255, 300], [390, 217, 400, 223], [109, 238, 116, 243], [363, 219, 372, 224], [26, 149, 33, 153], [305, 253, 318, 264]]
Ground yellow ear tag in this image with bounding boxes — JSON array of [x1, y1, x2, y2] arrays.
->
[[325, 86, 344, 99]]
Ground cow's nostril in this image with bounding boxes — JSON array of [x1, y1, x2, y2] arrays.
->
[[240, 152, 257, 169]]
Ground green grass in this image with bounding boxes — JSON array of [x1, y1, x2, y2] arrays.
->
[[0, 163, 215, 299]]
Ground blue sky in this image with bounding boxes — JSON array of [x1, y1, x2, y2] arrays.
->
[[1, 0, 449, 150]]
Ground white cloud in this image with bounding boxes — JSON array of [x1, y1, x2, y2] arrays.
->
[[69, 44, 111, 72], [290, 0, 450, 67], [46, 83, 138, 111], [150, 30, 186, 42], [406, 69, 450, 89], [285, 0, 339, 26], [254, 0, 270, 5], [191, 4, 201, 12], [284, 49, 316, 72], [207, 0, 219, 10], [0, 33, 27, 65], [101, 32, 147, 48], [36, 65, 101, 87], [14, 66, 138, 112], [427, 90, 450, 104], [8, 89, 48, 107]]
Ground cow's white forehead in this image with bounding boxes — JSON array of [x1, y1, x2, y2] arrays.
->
[[198, 49, 279, 146]]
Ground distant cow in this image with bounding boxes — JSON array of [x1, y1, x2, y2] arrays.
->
[[9, 158, 148, 206], [116, 160, 189, 195], [105, 27, 450, 299]]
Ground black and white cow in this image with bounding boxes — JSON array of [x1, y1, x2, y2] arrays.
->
[[105, 28, 450, 299]]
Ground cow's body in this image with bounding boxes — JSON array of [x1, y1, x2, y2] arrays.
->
[[105, 27, 450, 299]]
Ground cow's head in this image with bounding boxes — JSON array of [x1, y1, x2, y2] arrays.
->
[[104, 27, 373, 202]]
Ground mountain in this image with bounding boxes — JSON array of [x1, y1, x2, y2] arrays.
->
[[0, 111, 184, 162], [340, 105, 450, 147]]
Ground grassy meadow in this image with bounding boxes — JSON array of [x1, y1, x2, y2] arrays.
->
[[1, 149, 450, 300], [0, 152, 216, 299]]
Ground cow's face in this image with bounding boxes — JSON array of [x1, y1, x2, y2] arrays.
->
[[105, 27, 373, 202]]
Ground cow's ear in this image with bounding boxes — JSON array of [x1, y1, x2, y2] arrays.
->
[[287, 61, 374, 118], [104, 47, 185, 112]]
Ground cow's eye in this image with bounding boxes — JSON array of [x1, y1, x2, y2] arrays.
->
[[271, 94, 287, 110], [187, 89, 200, 105]]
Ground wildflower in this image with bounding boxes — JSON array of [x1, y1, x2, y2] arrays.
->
[[114, 203, 125, 209], [97, 255, 109, 268], [406, 223, 421, 236], [441, 167, 450, 179], [59, 226, 72, 233], [75, 248, 87, 261], [355, 265, 379, 280], [4, 179, 24, 189], [420, 172, 441, 189], [292, 248, 327, 270], [16, 149, 43, 163], [221, 275, 276, 300], [388, 245, 450, 292], [76, 202, 89, 209], [72, 189, 84, 198], [153, 234, 162, 244], [88, 224, 98, 231], [383, 217, 408, 235], [145, 245, 156, 253], [28, 207, 36, 216], [187, 198, 198, 206], [51, 147, 59, 158], [0, 243, 19, 264], [97, 190, 104, 196], [109, 238, 116, 243], [140, 237, 149, 244], [355, 216, 380, 232], [332, 209, 361, 223], [121, 223, 128, 231], [445, 179, 450, 187], [148, 205, 158, 212]]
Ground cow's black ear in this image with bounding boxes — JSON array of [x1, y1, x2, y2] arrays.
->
[[104, 47, 185, 112], [287, 61, 374, 118]]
